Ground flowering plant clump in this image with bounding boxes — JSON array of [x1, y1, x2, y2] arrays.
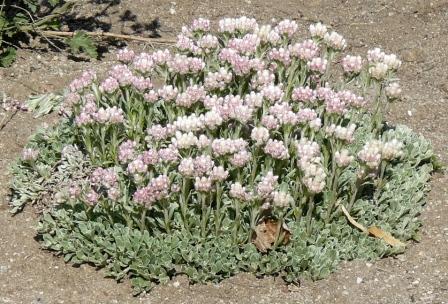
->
[[10, 17, 436, 293]]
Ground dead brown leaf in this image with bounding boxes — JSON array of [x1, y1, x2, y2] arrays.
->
[[339, 203, 405, 247], [368, 226, 405, 247], [252, 219, 291, 252]]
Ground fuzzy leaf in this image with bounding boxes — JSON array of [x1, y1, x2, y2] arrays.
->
[[48, 0, 63, 6], [0, 47, 17, 67], [26, 93, 64, 117], [67, 31, 98, 59]]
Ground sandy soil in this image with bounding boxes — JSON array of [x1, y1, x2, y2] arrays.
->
[[0, 1, 447, 303]]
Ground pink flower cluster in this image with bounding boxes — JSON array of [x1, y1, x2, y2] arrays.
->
[[127, 149, 159, 175], [191, 18, 211, 32], [218, 17, 258, 34], [289, 40, 319, 61], [250, 126, 270, 145], [292, 86, 316, 103], [22, 148, 39, 161], [219, 48, 264, 75], [271, 190, 293, 208], [133, 175, 170, 206], [323, 31, 346, 50], [325, 123, 357, 143], [204, 68, 233, 90], [211, 138, 248, 156], [168, 54, 205, 75], [197, 34, 219, 52], [357, 139, 403, 170], [268, 47, 291, 65], [309, 22, 327, 38], [229, 182, 252, 201], [335, 149, 354, 167], [62, 17, 405, 219], [275, 19, 298, 37], [230, 150, 251, 167], [179, 155, 229, 192], [147, 124, 176, 141], [69, 70, 96, 92], [358, 140, 382, 169], [158, 145, 179, 162], [75, 104, 124, 126], [257, 171, 278, 198], [116, 48, 135, 63], [341, 55, 363, 74], [269, 102, 297, 125], [264, 139, 289, 160], [118, 140, 137, 163], [90, 167, 121, 201], [367, 48, 401, 80], [99, 64, 153, 93], [133, 52, 154, 73], [175, 85, 206, 108], [296, 138, 326, 193], [228, 34, 260, 55], [307, 57, 327, 74]]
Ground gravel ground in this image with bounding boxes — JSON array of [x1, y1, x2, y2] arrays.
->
[[0, 1, 447, 303]]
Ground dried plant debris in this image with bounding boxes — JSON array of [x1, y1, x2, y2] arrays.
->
[[252, 219, 291, 252]]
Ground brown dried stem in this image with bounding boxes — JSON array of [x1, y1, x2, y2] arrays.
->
[[40, 30, 176, 45]]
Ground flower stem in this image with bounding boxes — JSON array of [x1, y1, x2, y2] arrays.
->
[[214, 183, 223, 236], [200, 194, 208, 238], [139, 208, 147, 232], [305, 194, 315, 235]]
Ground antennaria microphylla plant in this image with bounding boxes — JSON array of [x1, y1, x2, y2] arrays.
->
[[10, 17, 436, 294]]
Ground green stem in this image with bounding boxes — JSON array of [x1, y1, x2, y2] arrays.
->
[[163, 207, 171, 233], [250, 147, 259, 184], [180, 178, 190, 232], [248, 204, 258, 243], [272, 214, 285, 250], [305, 194, 315, 235], [347, 177, 362, 213], [139, 208, 147, 232], [233, 199, 241, 243], [214, 183, 223, 236], [374, 160, 388, 201], [372, 81, 384, 135], [200, 194, 208, 238], [325, 168, 341, 224]]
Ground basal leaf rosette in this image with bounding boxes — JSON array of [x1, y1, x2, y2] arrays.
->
[[12, 17, 434, 293]]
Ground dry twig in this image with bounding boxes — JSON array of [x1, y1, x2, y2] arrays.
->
[[40, 30, 176, 45]]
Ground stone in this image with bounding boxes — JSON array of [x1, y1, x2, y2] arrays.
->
[[401, 48, 425, 63], [439, 82, 448, 94]]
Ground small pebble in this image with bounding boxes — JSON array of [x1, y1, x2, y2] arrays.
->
[[0, 265, 9, 273]]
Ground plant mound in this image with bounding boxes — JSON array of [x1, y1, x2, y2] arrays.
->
[[10, 17, 435, 293]]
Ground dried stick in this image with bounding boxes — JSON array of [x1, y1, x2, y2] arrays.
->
[[40, 30, 176, 44]]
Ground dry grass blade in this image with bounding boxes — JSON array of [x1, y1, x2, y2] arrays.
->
[[340, 203, 369, 234], [340, 204, 405, 247], [368, 226, 405, 247]]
